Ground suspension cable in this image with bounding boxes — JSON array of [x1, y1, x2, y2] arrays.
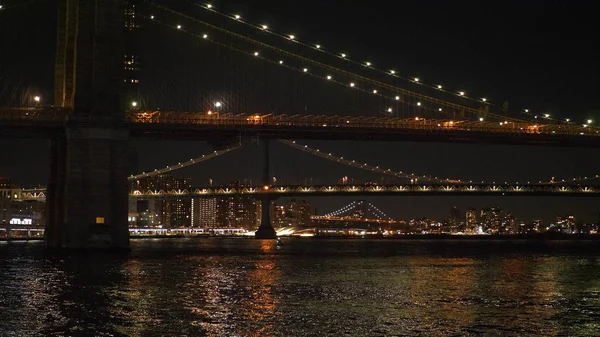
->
[[129, 142, 243, 180]]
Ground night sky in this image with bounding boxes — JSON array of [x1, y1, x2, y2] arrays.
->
[[1, 0, 599, 223]]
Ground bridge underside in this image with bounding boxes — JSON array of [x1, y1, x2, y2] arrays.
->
[[128, 125, 600, 147]]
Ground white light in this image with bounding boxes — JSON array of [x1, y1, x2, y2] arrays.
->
[[132, 101, 138, 107], [373, 90, 377, 94], [479, 117, 484, 122], [390, 70, 395, 75], [566, 118, 570, 122], [289, 35, 295, 40], [588, 119, 593, 124], [206, 4, 212, 9], [525, 109, 529, 113], [584, 124, 588, 128], [414, 77, 419, 82], [417, 102, 421, 106], [545, 114, 550, 118], [150, 15, 155, 19], [315, 44, 321, 49], [262, 25, 268, 30], [214, 102, 222, 108], [235, 14, 241, 20], [279, 60, 283, 64], [341, 53, 346, 58], [350, 83, 355, 87], [365, 62, 371, 67], [326, 75, 332, 80], [254, 51, 259, 56], [437, 85, 442, 89], [203, 34, 208, 39], [459, 91, 465, 96], [395, 96, 400, 100], [482, 98, 487, 102], [303, 68, 308, 72], [177, 25, 182, 29], [34, 96, 40, 102], [438, 108, 442, 111], [387, 108, 393, 113]]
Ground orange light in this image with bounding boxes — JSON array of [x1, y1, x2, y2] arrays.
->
[[263, 185, 270, 190], [207, 110, 213, 115], [415, 117, 419, 121]]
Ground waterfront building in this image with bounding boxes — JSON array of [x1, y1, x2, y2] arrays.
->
[[273, 199, 313, 228], [193, 198, 217, 227], [465, 208, 477, 234], [132, 174, 192, 228]]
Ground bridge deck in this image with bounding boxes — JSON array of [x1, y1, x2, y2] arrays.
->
[[1, 108, 599, 147]]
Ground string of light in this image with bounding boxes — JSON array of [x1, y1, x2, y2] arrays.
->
[[189, 2, 594, 126], [192, 2, 489, 105], [128, 142, 243, 180], [142, 2, 493, 119], [279, 139, 600, 186], [279, 139, 463, 184], [368, 202, 392, 221], [324, 201, 358, 217]]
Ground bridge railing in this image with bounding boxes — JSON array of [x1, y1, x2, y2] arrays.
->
[[129, 111, 597, 137]]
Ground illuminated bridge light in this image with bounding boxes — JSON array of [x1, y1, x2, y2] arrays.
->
[[234, 14, 241, 20]]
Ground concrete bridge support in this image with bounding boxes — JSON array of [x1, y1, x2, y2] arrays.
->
[[46, 127, 130, 249], [255, 139, 277, 239]]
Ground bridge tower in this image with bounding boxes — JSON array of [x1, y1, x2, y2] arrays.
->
[[46, 0, 130, 249], [255, 139, 277, 239]]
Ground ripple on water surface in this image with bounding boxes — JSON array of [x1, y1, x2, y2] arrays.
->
[[1, 238, 600, 336]]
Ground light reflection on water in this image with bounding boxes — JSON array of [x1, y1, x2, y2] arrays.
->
[[1, 238, 600, 336]]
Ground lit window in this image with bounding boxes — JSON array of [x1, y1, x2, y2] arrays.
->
[[96, 217, 105, 224]]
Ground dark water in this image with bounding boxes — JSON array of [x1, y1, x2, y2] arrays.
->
[[2, 239, 600, 336]]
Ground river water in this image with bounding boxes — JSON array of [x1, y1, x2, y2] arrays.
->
[[1, 238, 600, 336]]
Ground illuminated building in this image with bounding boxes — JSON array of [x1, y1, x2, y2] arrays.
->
[[193, 198, 217, 227], [272, 199, 313, 228], [0, 177, 10, 189], [447, 206, 462, 232], [1, 199, 45, 227], [465, 207, 477, 234], [132, 174, 192, 228], [216, 196, 261, 229], [480, 207, 503, 234]]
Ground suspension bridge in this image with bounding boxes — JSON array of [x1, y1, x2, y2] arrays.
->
[[0, 1, 598, 248]]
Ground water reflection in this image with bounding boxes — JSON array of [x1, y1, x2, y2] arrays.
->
[[2, 239, 600, 336]]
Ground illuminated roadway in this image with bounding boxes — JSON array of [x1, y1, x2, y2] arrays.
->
[[1, 108, 600, 147], [19, 184, 600, 201]]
